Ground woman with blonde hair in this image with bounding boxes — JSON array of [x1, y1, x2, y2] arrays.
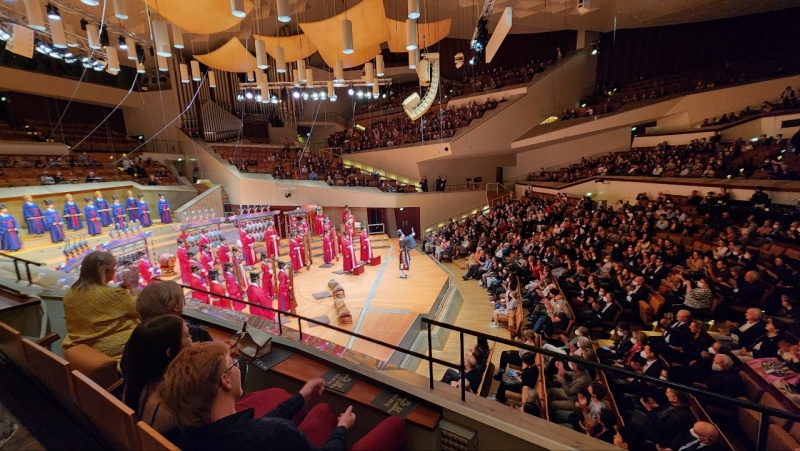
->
[[62, 251, 140, 362]]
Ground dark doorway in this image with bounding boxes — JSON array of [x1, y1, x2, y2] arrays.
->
[[496, 167, 504, 184], [394, 208, 420, 237], [367, 208, 387, 234]]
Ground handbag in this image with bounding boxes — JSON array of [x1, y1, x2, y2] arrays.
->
[[232, 322, 273, 360]]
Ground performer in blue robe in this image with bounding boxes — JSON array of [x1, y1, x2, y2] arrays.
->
[[157, 193, 172, 224], [111, 195, 127, 230], [94, 191, 111, 227], [125, 190, 139, 222], [44, 200, 65, 243], [62, 194, 83, 231], [84, 197, 102, 236], [137, 193, 152, 227], [0, 203, 22, 251], [21, 195, 45, 235]]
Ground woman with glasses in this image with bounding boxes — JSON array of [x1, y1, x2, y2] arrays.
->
[[123, 315, 192, 434], [62, 251, 140, 363]]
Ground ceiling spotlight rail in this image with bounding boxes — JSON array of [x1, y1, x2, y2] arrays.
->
[[46, 0, 150, 47]]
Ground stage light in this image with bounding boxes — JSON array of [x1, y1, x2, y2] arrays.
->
[[237, 94, 245, 101], [277, 0, 291, 23], [581, 103, 587, 107], [348, 85, 355, 96], [46, 3, 61, 21], [231, 0, 246, 18], [153, 20, 171, 57], [35, 41, 52, 54], [591, 49, 598, 56], [245, 90, 254, 100], [311, 92, 319, 100], [113, 0, 128, 20], [24, 0, 46, 30], [49, 50, 63, 59], [93, 60, 106, 71], [64, 54, 78, 64], [275, 46, 286, 73], [330, 95, 337, 102], [172, 24, 184, 49], [468, 57, 475, 65], [342, 19, 354, 54], [255, 93, 262, 102], [270, 96, 278, 104], [118, 36, 128, 50], [406, 19, 417, 50], [319, 90, 326, 100], [302, 91, 309, 100], [292, 90, 300, 99], [408, 0, 420, 19]]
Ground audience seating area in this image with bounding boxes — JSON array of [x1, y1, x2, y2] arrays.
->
[[423, 188, 800, 449], [211, 145, 418, 192]]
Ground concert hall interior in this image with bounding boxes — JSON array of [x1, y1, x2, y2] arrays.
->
[[1, 1, 800, 450]]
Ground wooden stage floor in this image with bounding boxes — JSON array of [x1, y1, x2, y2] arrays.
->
[[281, 238, 448, 362]]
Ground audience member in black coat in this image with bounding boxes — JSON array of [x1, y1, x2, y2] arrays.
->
[[694, 354, 744, 401], [625, 277, 649, 308], [597, 322, 633, 363], [661, 421, 722, 451], [650, 310, 694, 360], [725, 307, 767, 350]]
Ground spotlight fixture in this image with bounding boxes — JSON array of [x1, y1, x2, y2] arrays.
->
[[590, 41, 600, 56], [330, 95, 337, 102], [270, 96, 278, 104], [64, 53, 78, 64], [319, 90, 326, 100], [230, 0, 246, 18], [311, 91, 319, 100], [277, 0, 291, 23], [244, 90, 254, 100], [356, 90, 364, 98], [93, 60, 106, 71], [255, 93, 262, 102], [292, 90, 300, 99], [49, 50, 63, 59], [301, 92, 309, 100], [118, 36, 128, 50], [46, 3, 61, 21], [347, 85, 355, 96], [236, 94, 245, 101], [35, 41, 52, 54]]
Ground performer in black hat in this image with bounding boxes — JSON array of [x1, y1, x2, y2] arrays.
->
[[397, 228, 416, 279]]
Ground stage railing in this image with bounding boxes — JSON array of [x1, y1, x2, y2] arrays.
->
[[174, 281, 796, 451], [0, 253, 44, 285]]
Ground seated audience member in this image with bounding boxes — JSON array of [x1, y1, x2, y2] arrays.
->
[[493, 352, 538, 404], [724, 307, 766, 349], [440, 352, 483, 394], [578, 408, 617, 444], [657, 421, 721, 451], [547, 361, 592, 413], [123, 315, 193, 433], [160, 342, 407, 451], [737, 318, 782, 359], [650, 310, 693, 359], [554, 381, 608, 428], [693, 354, 743, 400], [62, 251, 140, 362], [135, 280, 210, 343], [596, 322, 633, 363], [494, 330, 536, 380], [624, 388, 694, 450]]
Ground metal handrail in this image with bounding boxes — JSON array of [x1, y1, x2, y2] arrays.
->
[[420, 317, 798, 451], [0, 252, 44, 285], [177, 283, 458, 371]]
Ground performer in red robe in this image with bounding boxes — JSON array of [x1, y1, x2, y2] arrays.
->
[[289, 233, 304, 272], [259, 253, 275, 299], [199, 244, 214, 273], [314, 207, 325, 235], [241, 232, 257, 267], [246, 272, 275, 321], [341, 206, 350, 225], [359, 227, 372, 262], [277, 262, 292, 312], [208, 269, 231, 309], [264, 223, 281, 258], [137, 254, 155, 288], [342, 235, 356, 273], [189, 264, 210, 304], [198, 230, 210, 248], [176, 239, 190, 284], [323, 229, 334, 264], [217, 236, 231, 268], [223, 263, 245, 311]]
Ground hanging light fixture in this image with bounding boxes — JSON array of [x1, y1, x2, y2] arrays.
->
[[372, 78, 379, 98], [376, 55, 385, 77], [292, 69, 300, 87], [118, 36, 128, 50], [341, 19, 354, 54], [172, 25, 184, 49], [408, 0, 420, 19], [64, 24, 79, 47], [153, 20, 171, 57], [334, 60, 344, 83], [125, 37, 136, 59], [297, 60, 306, 82], [80, 0, 100, 6], [157, 55, 169, 72], [276, 0, 291, 23], [191, 60, 202, 81], [113, 0, 128, 20], [246, 71, 255, 82], [24, 0, 46, 31], [137, 63, 145, 73], [364, 62, 374, 85], [408, 48, 419, 69], [275, 46, 286, 73], [46, 3, 61, 21], [49, 17, 67, 49], [230, 0, 246, 18], [179, 63, 190, 83], [305, 68, 314, 85], [84, 21, 101, 49], [64, 53, 77, 63], [106, 48, 120, 73], [209, 71, 217, 88], [406, 19, 418, 51], [255, 39, 268, 69], [327, 80, 334, 98]]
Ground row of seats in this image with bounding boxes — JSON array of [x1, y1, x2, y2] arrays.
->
[[0, 320, 176, 450]]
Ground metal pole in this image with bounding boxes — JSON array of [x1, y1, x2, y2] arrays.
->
[[756, 413, 770, 451], [427, 322, 434, 390], [459, 331, 465, 402], [278, 310, 283, 336], [12, 261, 20, 282], [298, 314, 303, 341], [24, 263, 32, 285]]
